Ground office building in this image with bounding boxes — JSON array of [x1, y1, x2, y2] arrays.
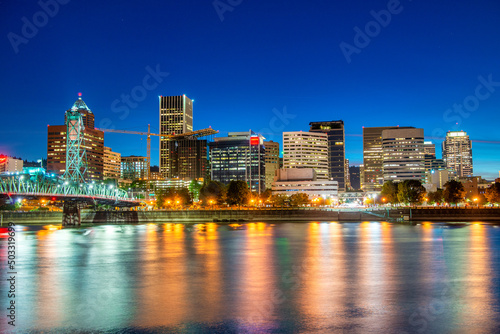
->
[[442, 131, 473, 177], [47, 95, 104, 181], [209, 131, 266, 193], [283, 131, 329, 180], [163, 138, 207, 180], [424, 169, 457, 192], [423, 141, 446, 172], [309, 121, 346, 190], [363, 126, 414, 191], [382, 127, 425, 182], [264, 141, 280, 190], [121, 156, 148, 180], [0, 156, 23, 173], [103, 147, 121, 180], [271, 168, 338, 201], [349, 166, 361, 190], [159, 95, 194, 177]]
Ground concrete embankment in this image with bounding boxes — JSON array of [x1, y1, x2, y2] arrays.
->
[[1, 207, 499, 225]]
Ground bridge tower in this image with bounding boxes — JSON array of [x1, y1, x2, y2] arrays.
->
[[62, 93, 89, 226], [63, 93, 88, 183]]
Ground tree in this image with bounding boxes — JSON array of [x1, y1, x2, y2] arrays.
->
[[381, 180, 399, 204], [290, 193, 309, 207], [397, 180, 426, 205], [485, 182, 500, 204], [155, 187, 192, 208], [443, 180, 466, 205], [427, 189, 444, 204], [269, 194, 288, 207], [200, 181, 226, 205], [226, 180, 251, 206], [188, 180, 202, 201]]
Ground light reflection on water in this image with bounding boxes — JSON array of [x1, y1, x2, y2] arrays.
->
[[0, 222, 499, 333]]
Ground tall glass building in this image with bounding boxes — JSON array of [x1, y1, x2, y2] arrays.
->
[[442, 131, 473, 177], [309, 121, 345, 191], [159, 95, 194, 177], [209, 131, 266, 193]]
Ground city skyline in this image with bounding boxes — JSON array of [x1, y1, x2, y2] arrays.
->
[[1, 1, 500, 179]]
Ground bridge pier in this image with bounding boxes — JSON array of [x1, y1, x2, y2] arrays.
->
[[62, 201, 81, 226]]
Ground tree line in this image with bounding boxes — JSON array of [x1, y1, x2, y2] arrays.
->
[[380, 180, 500, 205], [154, 180, 313, 208]]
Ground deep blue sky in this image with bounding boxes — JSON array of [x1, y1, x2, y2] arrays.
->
[[1, 0, 499, 179]]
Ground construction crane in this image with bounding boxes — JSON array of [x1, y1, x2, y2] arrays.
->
[[96, 125, 218, 180]]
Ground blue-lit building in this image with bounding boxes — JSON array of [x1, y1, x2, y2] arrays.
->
[[209, 131, 266, 194]]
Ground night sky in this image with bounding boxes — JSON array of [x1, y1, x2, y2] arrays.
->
[[1, 0, 499, 178]]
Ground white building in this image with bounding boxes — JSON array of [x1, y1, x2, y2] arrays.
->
[[283, 131, 329, 179], [382, 128, 425, 182], [442, 131, 473, 177], [271, 168, 338, 201], [0, 156, 23, 173]]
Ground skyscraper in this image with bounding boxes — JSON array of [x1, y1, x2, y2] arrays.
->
[[442, 131, 473, 177], [159, 95, 194, 177], [283, 131, 329, 180], [382, 127, 425, 182], [47, 95, 104, 181], [362, 126, 413, 191], [309, 121, 346, 190], [209, 131, 266, 193]]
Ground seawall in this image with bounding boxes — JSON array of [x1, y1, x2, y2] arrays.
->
[[1, 207, 499, 225]]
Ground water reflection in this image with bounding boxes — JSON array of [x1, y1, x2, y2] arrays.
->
[[0, 222, 498, 333]]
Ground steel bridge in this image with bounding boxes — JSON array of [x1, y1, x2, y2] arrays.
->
[[0, 173, 139, 225]]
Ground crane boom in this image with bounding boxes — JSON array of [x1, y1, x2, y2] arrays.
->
[[96, 126, 218, 180]]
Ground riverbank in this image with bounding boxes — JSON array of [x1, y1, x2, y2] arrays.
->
[[1, 207, 499, 225]]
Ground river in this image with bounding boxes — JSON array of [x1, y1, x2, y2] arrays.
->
[[1, 221, 499, 333]]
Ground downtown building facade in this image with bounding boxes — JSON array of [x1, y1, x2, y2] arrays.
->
[[309, 121, 346, 190], [159, 95, 194, 177], [424, 141, 446, 172], [121, 156, 148, 180], [282, 131, 329, 180], [0, 156, 23, 173], [163, 138, 207, 180], [103, 147, 121, 180], [47, 96, 104, 181], [382, 127, 425, 182], [442, 131, 473, 177], [349, 165, 361, 191], [271, 168, 338, 201], [209, 131, 266, 193], [264, 140, 280, 190], [363, 126, 414, 191]]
